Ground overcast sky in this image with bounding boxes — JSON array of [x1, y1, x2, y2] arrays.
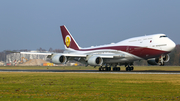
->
[[0, 1, 180, 51]]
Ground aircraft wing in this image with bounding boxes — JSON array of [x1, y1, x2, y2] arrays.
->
[[20, 52, 125, 58], [20, 52, 125, 66], [58, 53, 125, 59]]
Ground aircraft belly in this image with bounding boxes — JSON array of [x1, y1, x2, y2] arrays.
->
[[103, 57, 136, 64]]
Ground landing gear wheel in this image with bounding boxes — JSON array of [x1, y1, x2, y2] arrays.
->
[[130, 67, 134, 71], [108, 67, 110, 71], [99, 67, 101, 71], [104, 67, 110, 71], [113, 67, 120, 71], [106, 67, 109, 71], [126, 66, 134, 71], [104, 67, 107, 71], [126, 67, 129, 71], [117, 67, 120, 71], [99, 66, 112, 71]]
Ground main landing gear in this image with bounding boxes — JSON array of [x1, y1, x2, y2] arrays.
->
[[113, 67, 120, 71], [99, 66, 111, 71], [99, 66, 121, 71], [98, 65, 134, 71], [125, 65, 134, 71]]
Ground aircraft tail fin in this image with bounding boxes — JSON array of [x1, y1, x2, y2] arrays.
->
[[60, 25, 81, 50]]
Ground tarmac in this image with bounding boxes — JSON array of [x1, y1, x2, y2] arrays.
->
[[0, 69, 180, 74]]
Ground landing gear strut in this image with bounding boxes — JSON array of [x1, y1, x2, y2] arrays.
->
[[159, 62, 165, 66]]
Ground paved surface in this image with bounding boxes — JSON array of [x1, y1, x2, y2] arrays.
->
[[0, 69, 180, 74]]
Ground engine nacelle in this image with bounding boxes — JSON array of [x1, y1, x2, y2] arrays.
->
[[147, 54, 170, 65], [147, 58, 160, 65], [87, 56, 103, 66], [52, 55, 67, 64], [163, 54, 170, 62]]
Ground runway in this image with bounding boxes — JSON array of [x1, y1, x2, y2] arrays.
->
[[0, 69, 180, 74]]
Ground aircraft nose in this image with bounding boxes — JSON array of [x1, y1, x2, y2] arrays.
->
[[168, 39, 176, 51]]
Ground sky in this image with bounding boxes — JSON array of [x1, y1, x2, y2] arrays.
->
[[0, 0, 180, 51]]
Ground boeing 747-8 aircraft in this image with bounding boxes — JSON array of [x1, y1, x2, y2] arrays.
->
[[21, 25, 176, 71]]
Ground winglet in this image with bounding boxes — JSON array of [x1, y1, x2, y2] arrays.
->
[[60, 25, 80, 50]]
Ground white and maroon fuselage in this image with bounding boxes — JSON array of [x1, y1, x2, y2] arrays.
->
[[63, 33, 175, 65]]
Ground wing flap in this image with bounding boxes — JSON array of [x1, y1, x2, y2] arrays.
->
[[91, 54, 126, 59]]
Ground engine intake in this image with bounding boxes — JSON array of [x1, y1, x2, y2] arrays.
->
[[87, 56, 103, 66], [163, 54, 170, 62], [52, 55, 67, 64]]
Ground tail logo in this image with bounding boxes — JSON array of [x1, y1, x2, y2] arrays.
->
[[65, 35, 71, 48]]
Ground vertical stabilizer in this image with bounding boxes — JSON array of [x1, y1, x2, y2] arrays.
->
[[60, 25, 80, 50]]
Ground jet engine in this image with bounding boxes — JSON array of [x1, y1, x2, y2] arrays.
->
[[87, 56, 103, 66], [147, 54, 170, 66], [52, 55, 67, 64]]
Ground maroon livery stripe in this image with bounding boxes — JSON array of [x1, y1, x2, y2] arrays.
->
[[79, 46, 169, 59]]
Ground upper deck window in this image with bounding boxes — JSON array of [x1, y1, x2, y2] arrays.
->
[[160, 35, 167, 38]]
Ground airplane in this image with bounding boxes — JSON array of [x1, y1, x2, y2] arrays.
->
[[21, 25, 176, 71]]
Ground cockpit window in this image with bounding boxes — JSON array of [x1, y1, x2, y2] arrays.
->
[[160, 35, 167, 38]]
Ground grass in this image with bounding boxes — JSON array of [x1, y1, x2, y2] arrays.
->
[[0, 72, 180, 100]]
